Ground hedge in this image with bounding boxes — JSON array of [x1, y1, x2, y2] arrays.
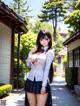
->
[[0, 84, 12, 97], [65, 67, 78, 90]]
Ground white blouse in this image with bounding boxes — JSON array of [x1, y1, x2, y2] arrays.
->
[[26, 46, 54, 87]]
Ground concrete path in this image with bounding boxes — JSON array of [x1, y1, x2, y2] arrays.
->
[[51, 76, 80, 106], [1, 91, 25, 106], [1, 76, 80, 106]]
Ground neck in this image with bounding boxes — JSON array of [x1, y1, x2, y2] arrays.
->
[[41, 46, 49, 52]]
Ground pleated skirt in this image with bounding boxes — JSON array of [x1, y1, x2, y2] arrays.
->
[[24, 78, 52, 106]]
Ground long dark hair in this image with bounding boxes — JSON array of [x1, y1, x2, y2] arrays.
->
[[34, 29, 52, 53], [34, 29, 53, 83]]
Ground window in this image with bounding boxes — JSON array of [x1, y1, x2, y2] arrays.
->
[[68, 51, 73, 67], [74, 49, 80, 67]]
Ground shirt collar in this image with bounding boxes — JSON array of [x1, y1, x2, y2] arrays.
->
[[41, 46, 49, 52]]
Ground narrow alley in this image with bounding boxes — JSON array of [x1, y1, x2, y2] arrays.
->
[[51, 76, 80, 106], [3, 76, 80, 106]]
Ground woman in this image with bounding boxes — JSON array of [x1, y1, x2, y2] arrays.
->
[[25, 29, 54, 106]]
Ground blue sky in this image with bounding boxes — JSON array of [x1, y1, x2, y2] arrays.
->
[[4, 0, 45, 18], [4, 0, 68, 31]]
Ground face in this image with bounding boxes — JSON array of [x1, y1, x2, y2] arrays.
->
[[39, 36, 50, 47]]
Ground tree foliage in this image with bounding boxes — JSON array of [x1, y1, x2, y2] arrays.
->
[[53, 32, 64, 58], [17, 32, 37, 63], [32, 19, 53, 34], [10, 0, 31, 16], [64, 0, 80, 31], [38, 0, 67, 40], [64, 0, 78, 12], [14, 31, 37, 74]]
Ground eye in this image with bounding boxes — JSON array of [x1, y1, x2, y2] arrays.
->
[[40, 37, 49, 41], [40, 38, 43, 41], [45, 38, 48, 40]]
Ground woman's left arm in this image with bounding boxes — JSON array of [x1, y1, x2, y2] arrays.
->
[[42, 50, 54, 87]]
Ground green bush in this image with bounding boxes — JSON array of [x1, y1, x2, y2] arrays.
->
[[13, 59, 26, 88], [18, 78, 25, 88], [65, 67, 78, 89], [0, 84, 12, 97], [14, 77, 25, 88], [62, 54, 67, 65]]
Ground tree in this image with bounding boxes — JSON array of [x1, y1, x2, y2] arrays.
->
[[32, 19, 53, 34], [64, 0, 80, 31], [14, 31, 37, 64], [64, 0, 78, 12], [38, 0, 67, 41], [10, 0, 31, 16], [53, 32, 64, 59], [20, 31, 37, 64]]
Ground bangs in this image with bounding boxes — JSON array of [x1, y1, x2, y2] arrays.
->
[[40, 35, 48, 40], [38, 30, 50, 40]]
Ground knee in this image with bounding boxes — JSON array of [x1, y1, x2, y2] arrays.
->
[[37, 105, 45, 106], [29, 102, 36, 106], [37, 103, 45, 106], [29, 104, 36, 106]]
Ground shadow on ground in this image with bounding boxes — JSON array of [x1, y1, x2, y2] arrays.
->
[[51, 77, 80, 106]]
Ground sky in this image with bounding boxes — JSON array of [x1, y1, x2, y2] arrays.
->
[[4, 0, 45, 18], [4, 0, 68, 31]]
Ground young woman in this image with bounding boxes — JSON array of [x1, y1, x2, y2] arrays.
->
[[25, 29, 54, 106]]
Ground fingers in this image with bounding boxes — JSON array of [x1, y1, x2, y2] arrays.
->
[[40, 87, 46, 94], [30, 57, 38, 64]]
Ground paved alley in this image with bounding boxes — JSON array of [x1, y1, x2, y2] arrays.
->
[[51, 76, 80, 106], [1, 76, 80, 106]]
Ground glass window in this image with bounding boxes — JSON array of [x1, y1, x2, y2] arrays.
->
[[74, 49, 80, 67], [68, 51, 73, 67]]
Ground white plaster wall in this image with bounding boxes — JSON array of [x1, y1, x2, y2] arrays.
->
[[0, 22, 11, 84]]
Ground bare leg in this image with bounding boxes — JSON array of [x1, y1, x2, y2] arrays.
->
[[27, 92, 37, 106], [36, 93, 48, 106]]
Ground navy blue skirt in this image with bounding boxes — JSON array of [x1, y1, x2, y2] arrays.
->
[[24, 78, 52, 106], [25, 78, 50, 93]]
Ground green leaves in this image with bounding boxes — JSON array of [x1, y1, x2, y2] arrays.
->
[[75, 0, 80, 9], [14, 31, 37, 67], [64, 1, 80, 31], [38, 0, 67, 40], [10, 0, 31, 17]]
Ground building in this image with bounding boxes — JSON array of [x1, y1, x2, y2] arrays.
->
[[63, 30, 80, 95], [0, 2, 28, 85], [56, 47, 67, 76], [56, 28, 68, 76], [58, 27, 68, 38]]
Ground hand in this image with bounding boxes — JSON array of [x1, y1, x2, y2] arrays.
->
[[41, 86, 46, 94], [30, 47, 37, 54], [30, 54, 38, 63], [31, 58, 38, 63]]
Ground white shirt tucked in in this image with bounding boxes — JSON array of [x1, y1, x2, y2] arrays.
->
[[26, 46, 54, 86]]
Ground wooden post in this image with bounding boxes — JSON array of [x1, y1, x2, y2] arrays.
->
[[17, 33, 20, 92], [10, 29, 15, 88]]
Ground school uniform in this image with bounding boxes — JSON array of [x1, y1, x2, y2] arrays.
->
[[25, 46, 54, 106]]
